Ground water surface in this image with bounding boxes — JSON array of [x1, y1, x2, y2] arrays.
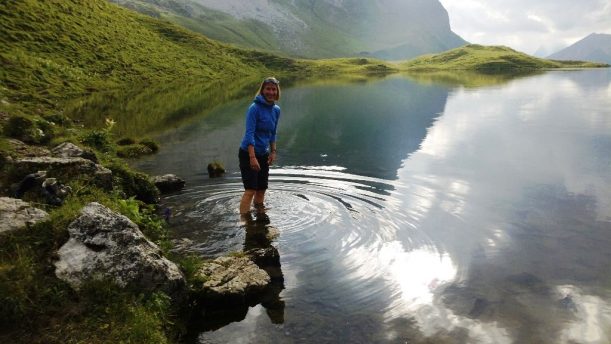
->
[[134, 70, 611, 344]]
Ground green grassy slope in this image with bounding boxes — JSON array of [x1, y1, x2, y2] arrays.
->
[[0, 0, 397, 121], [401, 44, 609, 71], [109, 0, 285, 53], [0, 0, 281, 114]]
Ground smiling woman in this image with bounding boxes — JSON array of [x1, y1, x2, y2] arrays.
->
[[238, 77, 282, 215]]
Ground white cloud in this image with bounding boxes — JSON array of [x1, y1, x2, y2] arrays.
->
[[439, 0, 611, 55]]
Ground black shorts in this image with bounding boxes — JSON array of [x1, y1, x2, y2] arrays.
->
[[239, 148, 270, 190]]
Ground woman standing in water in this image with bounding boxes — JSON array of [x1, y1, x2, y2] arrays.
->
[[239, 77, 281, 214]]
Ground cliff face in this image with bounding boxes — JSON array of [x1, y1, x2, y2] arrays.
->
[[548, 33, 611, 64], [110, 0, 467, 59]]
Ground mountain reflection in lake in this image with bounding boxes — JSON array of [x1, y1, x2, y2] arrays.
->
[[133, 70, 611, 344]]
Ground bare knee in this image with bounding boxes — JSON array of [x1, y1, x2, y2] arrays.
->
[[243, 189, 256, 197]]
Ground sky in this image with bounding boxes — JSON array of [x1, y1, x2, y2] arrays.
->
[[438, 0, 611, 56]]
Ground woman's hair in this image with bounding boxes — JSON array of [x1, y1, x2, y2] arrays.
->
[[257, 77, 281, 101]]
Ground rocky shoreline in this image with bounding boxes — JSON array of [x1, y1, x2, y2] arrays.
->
[[0, 137, 281, 339]]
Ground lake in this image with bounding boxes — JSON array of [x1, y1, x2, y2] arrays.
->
[[133, 69, 611, 344]]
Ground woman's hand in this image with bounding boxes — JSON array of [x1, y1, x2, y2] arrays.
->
[[268, 151, 276, 165], [250, 156, 261, 171]]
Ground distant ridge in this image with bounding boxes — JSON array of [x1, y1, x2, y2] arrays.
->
[[109, 0, 467, 60], [548, 33, 611, 64], [402, 44, 607, 71]]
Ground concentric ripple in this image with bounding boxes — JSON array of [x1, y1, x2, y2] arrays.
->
[[161, 166, 409, 258]]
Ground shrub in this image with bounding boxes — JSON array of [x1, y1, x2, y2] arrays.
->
[[42, 113, 72, 126], [116, 144, 153, 158], [116, 137, 136, 146], [80, 129, 113, 152], [3, 115, 52, 144], [139, 139, 159, 153], [108, 162, 160, 204]]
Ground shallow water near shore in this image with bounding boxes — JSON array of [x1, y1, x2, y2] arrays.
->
[[134, 69, 611, 344]]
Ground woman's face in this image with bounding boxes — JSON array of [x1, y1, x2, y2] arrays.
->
[[262, 83, 278, 103]]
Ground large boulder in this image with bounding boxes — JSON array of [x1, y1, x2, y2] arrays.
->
[[54, 202, 186, 299], [153, 174, 185, 194], [194, 256, 270, 306], [0, 197, 48, 234]]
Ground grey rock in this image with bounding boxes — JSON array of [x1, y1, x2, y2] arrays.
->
[[195, 256, 270, 306], [12, 156, 97, 179], [94, 164, 113, 190], [42, 178, 72, 206], [54, 202, 186, 298], [10, 157, 112, 190], [6, 138, 51, 157], [153, 174, 185, 194], [14, 170, 47, 198], [51, 142, 84, 158], [246, 246, 281, 268], [51, 142, 98, 163], [0, 197, 49, 233]]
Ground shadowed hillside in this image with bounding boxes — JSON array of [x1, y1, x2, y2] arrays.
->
[[109, 0, 467, 60]]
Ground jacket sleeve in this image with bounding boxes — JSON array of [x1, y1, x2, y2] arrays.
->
[[244, 104, 257, 147], [270, 107, 280, 143]]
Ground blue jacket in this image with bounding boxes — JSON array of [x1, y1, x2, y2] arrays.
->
[[240, 94, 281, 155]]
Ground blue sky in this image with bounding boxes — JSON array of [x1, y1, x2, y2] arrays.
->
[[439, 0, 611, 56]]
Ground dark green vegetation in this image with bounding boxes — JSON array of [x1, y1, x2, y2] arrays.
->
[[0, 1, 606, 343], [401, 44, 609, 71]]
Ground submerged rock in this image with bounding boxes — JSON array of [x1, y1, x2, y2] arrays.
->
[[0, 197, 49, 233], [194, 256, 270, 306], [153, 174, 185, 194], [54, 202, 186, 299], [207, 162, 225, 178], [246, 247, 281, 269]]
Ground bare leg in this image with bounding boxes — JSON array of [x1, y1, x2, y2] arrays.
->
[[240, 189, 256, 214], [254, 190, 266, 210]]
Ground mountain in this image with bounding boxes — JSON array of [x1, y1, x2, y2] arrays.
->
[[109, 0, 467, 60], [548, 33, 611, 64]]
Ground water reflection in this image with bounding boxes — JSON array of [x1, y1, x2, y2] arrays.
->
[[186, 210, 285, 336], [279, 77, 449, 180], [133, 70, 611, 343], [402, 70, 543, 89], [65, 77, 262, 137], [387, 69, 611, 343], [241, 212, 285, 325]]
